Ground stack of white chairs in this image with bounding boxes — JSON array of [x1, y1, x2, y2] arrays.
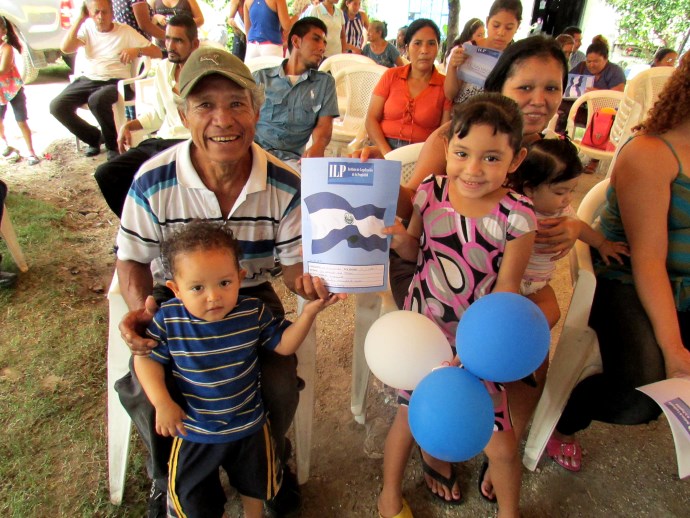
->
[[603, 66, 674, 178], [351, 143, 424, 424], [319, 54, 377, 115], [327, 63, 386, 157], [523, 178, 609, 471]]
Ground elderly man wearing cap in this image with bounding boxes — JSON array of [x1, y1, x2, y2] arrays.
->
[[114, 46, 337, 517]]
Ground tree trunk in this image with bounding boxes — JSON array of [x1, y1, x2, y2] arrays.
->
[[447, 0, 460, 47]]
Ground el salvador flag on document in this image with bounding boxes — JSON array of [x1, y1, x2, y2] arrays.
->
[[301, 157, 401, 293], [304, 193, 388, 254]]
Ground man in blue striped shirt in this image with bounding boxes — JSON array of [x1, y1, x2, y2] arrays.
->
[[114, 47, 341, 517]]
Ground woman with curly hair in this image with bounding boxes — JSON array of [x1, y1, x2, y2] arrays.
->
[[548, 56, 690, 472]]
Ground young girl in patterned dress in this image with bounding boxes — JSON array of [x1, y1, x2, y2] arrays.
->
[[378, 93, 537, 518]]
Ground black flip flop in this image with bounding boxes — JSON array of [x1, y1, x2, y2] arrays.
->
[[418, 447, 463, 505], [477, 459, 497, 504]]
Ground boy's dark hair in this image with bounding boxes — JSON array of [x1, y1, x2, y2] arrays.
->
[[404, 18, 440, 46], [167, 13, 198, 42], [162, 220, 243, 278], [448, 92, 524, 156], [562, 26, 582, 37], [586, 40, 609, 59], [488, 0, 523, 23], [0, 16, 22, 53], [507, 138, 583, 193], [484, 35, 568, 93], [288, 17, 328, 52]]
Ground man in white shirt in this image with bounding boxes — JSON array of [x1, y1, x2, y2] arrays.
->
[[49, 0, 162, 159], [94, 14, 199, 217]]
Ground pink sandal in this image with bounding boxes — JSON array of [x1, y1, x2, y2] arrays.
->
[[546, 435, 582, 472]]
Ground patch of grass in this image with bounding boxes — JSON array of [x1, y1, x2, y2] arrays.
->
[[0, 193, 148, 515]]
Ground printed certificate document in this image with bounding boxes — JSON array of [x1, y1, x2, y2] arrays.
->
[[565, 74, 595, 98], [638, 377, 690, 479], [301, 157, 401, 293], [456, 43, 502, 88]]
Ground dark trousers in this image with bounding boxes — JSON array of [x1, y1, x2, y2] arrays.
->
[[94, 138, 185, 217], [49, 76, 119, 151], [232, 31, 247, 61], [557, 277, 690, 435], [115, 282, 299, 488]]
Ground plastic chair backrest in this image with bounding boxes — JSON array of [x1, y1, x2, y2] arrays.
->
[[333, 63, 386, 123], [624, 66, 673, 118], [565, 178, 609, 328], [384, 142, 424, 185], [318, 53, 377, 74], [245, 55, 284, 74], [565, 90, 624, 147]]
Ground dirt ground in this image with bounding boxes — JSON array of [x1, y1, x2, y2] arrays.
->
[[2, 69, 689, 517]]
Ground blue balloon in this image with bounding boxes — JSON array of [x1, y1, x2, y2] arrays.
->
[[456, 292, 550, 382], [409, 367, 494, 462]]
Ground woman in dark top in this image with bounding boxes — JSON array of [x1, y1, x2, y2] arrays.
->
[[569, 38, 626, 92]]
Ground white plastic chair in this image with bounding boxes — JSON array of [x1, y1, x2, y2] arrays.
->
[[601, 67, 673, 178], [317, 53, 377, 74], [566, 90, 625, 165], [245, 55, 284, 74], [319, 54, 377, 116], [523, 178, 609, 471], [72, 50, 152, 151], [327, 63, 386, 157], [106, 274, 132, 505], [125, 76, 158, 148], [350, 143, 424, 424], [106, 275, 318, 503], [0, 204, 28, 272], [623, 66, 674, 118]]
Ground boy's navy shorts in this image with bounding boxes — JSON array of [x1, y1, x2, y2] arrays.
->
[[167, 420, 282, 517]]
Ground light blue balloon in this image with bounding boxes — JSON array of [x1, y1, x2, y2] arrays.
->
[[409, 367, 494, 462], [457, 292, 550, 382]]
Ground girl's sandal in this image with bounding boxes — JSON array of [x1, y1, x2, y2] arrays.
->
[[27, 155, 40, 166], [546, 435, 582, 472], [1, 146, 17, 157], [379, 499, 414, 518]]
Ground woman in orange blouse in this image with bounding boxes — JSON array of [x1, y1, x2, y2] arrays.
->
[[365, 18, 451, 155]]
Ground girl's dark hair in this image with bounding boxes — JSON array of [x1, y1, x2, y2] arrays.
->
[[404, 18, 440, 46], [488, 0, 523, 23], [0, 17, 22, 53], [586, 40, 608, 59], [446, 18, 484, 59], [458, 18, 483, 45], [448, 92, 524, 155], [652, 47, 676, 66], [162, 220, 243, 278], [507, 138, 583, 193], [484, 35, 568, 92], [369, 20, 387, 39]]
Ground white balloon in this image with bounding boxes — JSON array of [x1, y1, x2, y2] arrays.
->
[[364, 310, 453, 390]]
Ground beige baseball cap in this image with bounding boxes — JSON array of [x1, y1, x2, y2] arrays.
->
[[178, 47, 258, 98]]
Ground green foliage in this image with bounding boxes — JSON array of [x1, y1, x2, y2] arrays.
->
[[605, 0, 690, 54]]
